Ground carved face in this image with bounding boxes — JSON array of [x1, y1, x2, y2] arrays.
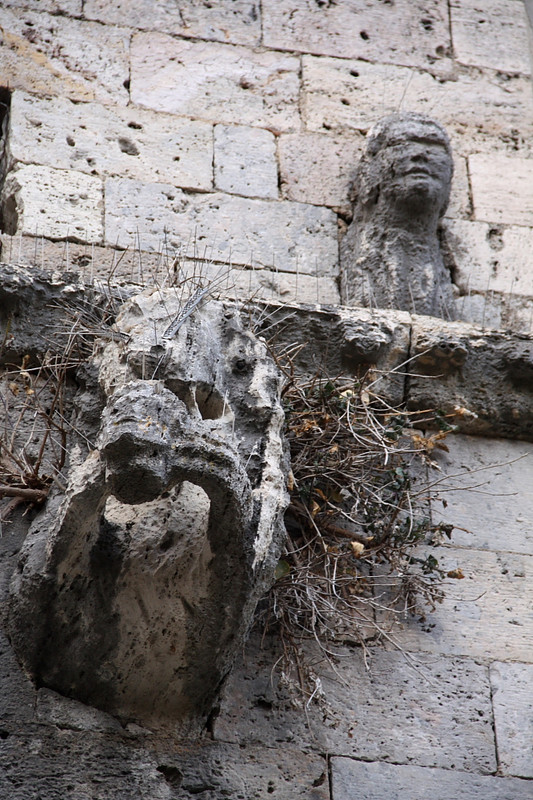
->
[[359, 114, 453, 220]]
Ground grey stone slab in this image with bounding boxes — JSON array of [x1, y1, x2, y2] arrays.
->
[[429, 435, 533, 555], [85, 0, 261, 46], [0, 6, 130, 105], [9, 90, 213, 191], [263, 0, 452, 75], [130, 33, 300, 132], [331, 757, 533, 800], [215, 636, 497, 773], [104, 181, 338, 275], [469, 153, 533, 227], [451, 0, 531, 75], [490, 661, 533, 778], [382, 548, 533, 662]]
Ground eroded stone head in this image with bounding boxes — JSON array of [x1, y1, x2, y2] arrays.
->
[[8, 290, 289, 733]]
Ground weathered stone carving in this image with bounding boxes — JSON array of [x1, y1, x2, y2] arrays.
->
[[7, 289, 289, 733], [341, 112, 456, 319]]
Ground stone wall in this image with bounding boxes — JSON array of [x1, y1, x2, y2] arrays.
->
[[0, 2, 532, 798], [1, 0, 533, 327]]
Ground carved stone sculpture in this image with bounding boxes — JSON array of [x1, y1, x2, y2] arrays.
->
[[340, 112, 456, 319], [7, 290, 289, 733]]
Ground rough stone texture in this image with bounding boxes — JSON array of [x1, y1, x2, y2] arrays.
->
[[451, 0, 531, 75], [340, 113, 456, 318], [1, 164, 103, 243], [104, 181, 338, 274], [7, 291, 289, 732], [130, 34, 300, 131], [408, 316, 533, 440], [385, 547, 533, 662], [490, 661, 533, 778], [469, 153, 533, 226], [85, 0, 261, 45], [430, 435, 533, 555], [215, 637, 497, 773], [444, 218, 533, 298], [301, 55, 533, 155], [278, 130, 365, 211], [263, 0, 452, 75], [2, 0, 81, 11], [214, 125, 277, 199], [0, 6, 130, 105], [7, 90, 213, 190], [331, 758, 533, 800]]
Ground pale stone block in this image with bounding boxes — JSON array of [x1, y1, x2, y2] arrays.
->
[[214, 125, 277, 199], [84, 0, 261, 46], [302, 55, 533, 156], [446, 154, 471, 219], [331, 758, 533, 800], [216, 638, 497, 773], [105, 180, 338, 275], [130, 34, 300, 131], [8, 91, 213, 190], [490, 661, 533, 778], [469, 153, 533, 226], [429, 435, 533, 555], [1, 0, 81, 12], [263, 0, 452, 75], [444, 218, 533, 296], [451, 0, 531, 75], [278, 131, 364, 210], [2, 165, 103, 243], [0, 6, 130, 105], [455, 293, 503, 330], [383, 548, 533, 662]]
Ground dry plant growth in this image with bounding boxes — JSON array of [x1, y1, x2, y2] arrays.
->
[[260, 348, 457, 702]]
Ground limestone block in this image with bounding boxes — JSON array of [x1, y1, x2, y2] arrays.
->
[[8, 91, 213, 190], [0, 6, 130, 104], [490, 661, 533, 778], [130, 34, 300, 131], [408, 316, 533, 439], [301, 55, 533, 156], [331, 758, 533, 800], [8, 294, 289, 731], [1, 165, 103, 243], [104, 180, 338, 275], [451, 0, 531, 75], [84, 0, 261, 45], [384, 547, 533, 662], [216, 638, 497, 773], [263, 0, 452, 75], [1, 0, 81, 12], [455, 292, 503, 330], [443, 218, 533, 297], [469, 153, 533, 226], [278, 131, 364, 210], [445, 154, 471, 219], [429, 435, 533, 555], [214, 125, 277, 199]]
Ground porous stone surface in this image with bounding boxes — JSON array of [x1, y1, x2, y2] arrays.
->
[[8, 90, 213, 190], [214, 124, 278, 199], [469, 153, 533, 227], [490, 661, 533, 778], [262, 0, 453, 75], [450, 0, 531, 75], [0, 6, 130, 105], [84, 0, 262, 46], [340, 112, 456, 318], [104, 181, 338, 274], [7, 288, 289, 733], [130, 34, 300, 131], [1, 164, 103, 242], [331, 758, 533, 800]]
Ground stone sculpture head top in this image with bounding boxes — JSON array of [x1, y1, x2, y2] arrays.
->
[[341, 112, 456, 318], [355, 112, 453, 227]]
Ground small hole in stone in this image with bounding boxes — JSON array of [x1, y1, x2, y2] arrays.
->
[[128, 121, 142, 129], [123, 78, 130, 90], [341, 98, 350, 106], [360, 30, 369, 40], [350, 69, 359, 77], [66, 135, 75, 146]]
